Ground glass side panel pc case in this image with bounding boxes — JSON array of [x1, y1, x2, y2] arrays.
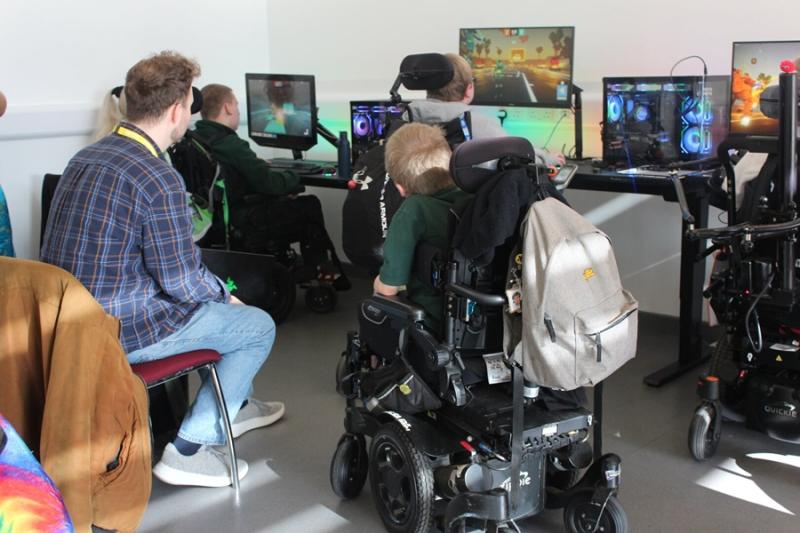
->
[[245, 73, 317, 151], [459, 26, 574, 108], [349, 100, 408, 163], [602, 75, 730, 168], [729, 40, 800, 137]]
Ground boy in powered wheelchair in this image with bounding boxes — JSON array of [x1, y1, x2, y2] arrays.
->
[[331, 125, 637, 533]]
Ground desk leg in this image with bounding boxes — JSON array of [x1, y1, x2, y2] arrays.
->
[[644, 193, 710, 387]]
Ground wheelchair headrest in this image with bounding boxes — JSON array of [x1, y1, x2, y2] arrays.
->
[[399, 53, 454, 91], [449, 137, 536, 193], [390, 53, 454, 102], [113, 85, 204, 115]]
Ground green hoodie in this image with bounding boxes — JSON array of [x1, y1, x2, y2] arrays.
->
[[193, 119, 300, 199]]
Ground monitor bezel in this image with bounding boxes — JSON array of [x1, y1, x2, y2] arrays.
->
[[728, 40, 800, 139], [245, 72, 317, 151], [458, 26, 576, 109], [601, 74, 731, 165]]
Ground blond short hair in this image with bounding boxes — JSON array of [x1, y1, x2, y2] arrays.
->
[[124, 51, 200, 123], [427, 53, 472, 102], [200, 84, 234, 120], [386, 123, 453, 195]]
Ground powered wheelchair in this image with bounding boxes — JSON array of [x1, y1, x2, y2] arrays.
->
[[679, 69, 800, 459], [330, 137, 628, 533]]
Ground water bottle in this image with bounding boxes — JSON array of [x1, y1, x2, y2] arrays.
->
[[337, 131, 352, 179]]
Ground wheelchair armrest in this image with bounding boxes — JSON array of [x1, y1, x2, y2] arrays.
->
[[367, 294, 426, 323], [446, 283, 506, 307]]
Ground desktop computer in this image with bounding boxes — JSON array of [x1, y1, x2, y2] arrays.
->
[[349, 100, 408, 164], [602, 75, 730, 169]]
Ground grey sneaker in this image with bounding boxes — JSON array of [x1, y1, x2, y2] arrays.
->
[[153, 443, 248, 488], [231, 399, 285, 438]]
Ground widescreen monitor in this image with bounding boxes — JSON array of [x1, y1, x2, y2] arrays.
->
[[349, 100, 408, 163], [729, 40, 800, 137], [245, 73, 316, 151], [459, 26, 574, 108], [602, 75, 730, 168]]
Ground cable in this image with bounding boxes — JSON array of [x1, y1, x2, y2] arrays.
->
[[744, 272, 775, 353], [670, 55, 708, 78], [541, 110, 570, 151]]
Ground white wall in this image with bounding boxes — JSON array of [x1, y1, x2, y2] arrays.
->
[[0, 0, 272, 260], [267, 0, 799, 316], [1, 0, 798, 316]]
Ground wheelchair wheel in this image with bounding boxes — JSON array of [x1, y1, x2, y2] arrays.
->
[[306, 284, 337, 313], [688, 403, 721, 461], [330, 433, 369, 499], [564, 493, 628, 533], [369, 424, 434, 533], [266, 263, 295, 324]]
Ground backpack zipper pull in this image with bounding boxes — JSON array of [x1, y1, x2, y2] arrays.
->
[[544, 314, 556, 343], [595, 333, 603, 362]]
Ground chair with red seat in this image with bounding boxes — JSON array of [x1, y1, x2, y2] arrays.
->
[[130, 349, 240, 492]]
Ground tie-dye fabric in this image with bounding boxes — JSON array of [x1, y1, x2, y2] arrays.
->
[[0, 414, 73, 533]]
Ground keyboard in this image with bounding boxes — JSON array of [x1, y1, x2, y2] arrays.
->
[[268, 158, 337, 175]]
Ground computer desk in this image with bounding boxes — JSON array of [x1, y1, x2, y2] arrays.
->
[[568, 164, 712, 388], [298, 163, 713, 388]]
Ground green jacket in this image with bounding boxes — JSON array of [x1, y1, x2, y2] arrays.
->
[[193, 119, 300, 198], [379, 185, 471, 333]]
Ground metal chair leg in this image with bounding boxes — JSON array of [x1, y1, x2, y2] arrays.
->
[[208, 363, 240, 493]]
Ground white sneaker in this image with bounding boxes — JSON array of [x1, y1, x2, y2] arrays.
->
[[231, 399, 285, 438], [153, 443, 248, 488]]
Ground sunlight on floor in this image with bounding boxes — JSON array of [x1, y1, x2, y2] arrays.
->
[[254, 504, 350, 533], [696, 454, 800, 516]]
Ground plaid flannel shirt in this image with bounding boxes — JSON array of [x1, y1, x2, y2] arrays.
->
[[41, 123, 228, 353]]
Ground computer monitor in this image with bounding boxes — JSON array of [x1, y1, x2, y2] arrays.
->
[[349, 100, 408, 163], [245, 73, 317, 151], [602, 75, 730, 168], [459, 26, 575, 108], [729, 40, 800, 137]]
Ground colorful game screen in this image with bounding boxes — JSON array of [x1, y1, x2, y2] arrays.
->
[[245, 73, 316, 150], [603, 76, 730, 168], [459, 27, 574, 108], [350, 100, 408, 163], [730, 41, 800, 137]]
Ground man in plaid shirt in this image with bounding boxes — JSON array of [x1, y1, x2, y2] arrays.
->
[[41, 51, 283, 488]]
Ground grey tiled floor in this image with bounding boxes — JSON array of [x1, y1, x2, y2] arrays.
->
[[138, 276, 800, 533]]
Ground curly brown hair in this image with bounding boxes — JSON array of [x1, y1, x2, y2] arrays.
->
[[124, 51, 200, 123]]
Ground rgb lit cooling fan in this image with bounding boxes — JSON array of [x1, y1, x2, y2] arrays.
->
[[607, 95, 623, 123], [352, 112, 372, 139], [680, 96, 713, 155]]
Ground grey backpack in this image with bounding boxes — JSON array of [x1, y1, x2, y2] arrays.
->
[[505, 197, 638, 390]]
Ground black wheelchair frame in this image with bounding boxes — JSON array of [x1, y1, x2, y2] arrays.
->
[[330, 135, 628, 533], [670, 71, 800, 459]]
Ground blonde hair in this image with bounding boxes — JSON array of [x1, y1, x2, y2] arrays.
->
[[427, 53, 473, 102], [92, 88, 127, 142], [200, 83, 234, 120], [386, 123, 453, 195], [124, 51, 200, 123]]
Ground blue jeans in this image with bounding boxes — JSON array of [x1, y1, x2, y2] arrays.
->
[[127, 302, 275, 445]]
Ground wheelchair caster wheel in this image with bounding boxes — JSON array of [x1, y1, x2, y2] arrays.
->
[[330, 433, 368, 499], [564, 493, 628, 533], [306, 285, 337, 313], [688, 402, 721, 461]]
